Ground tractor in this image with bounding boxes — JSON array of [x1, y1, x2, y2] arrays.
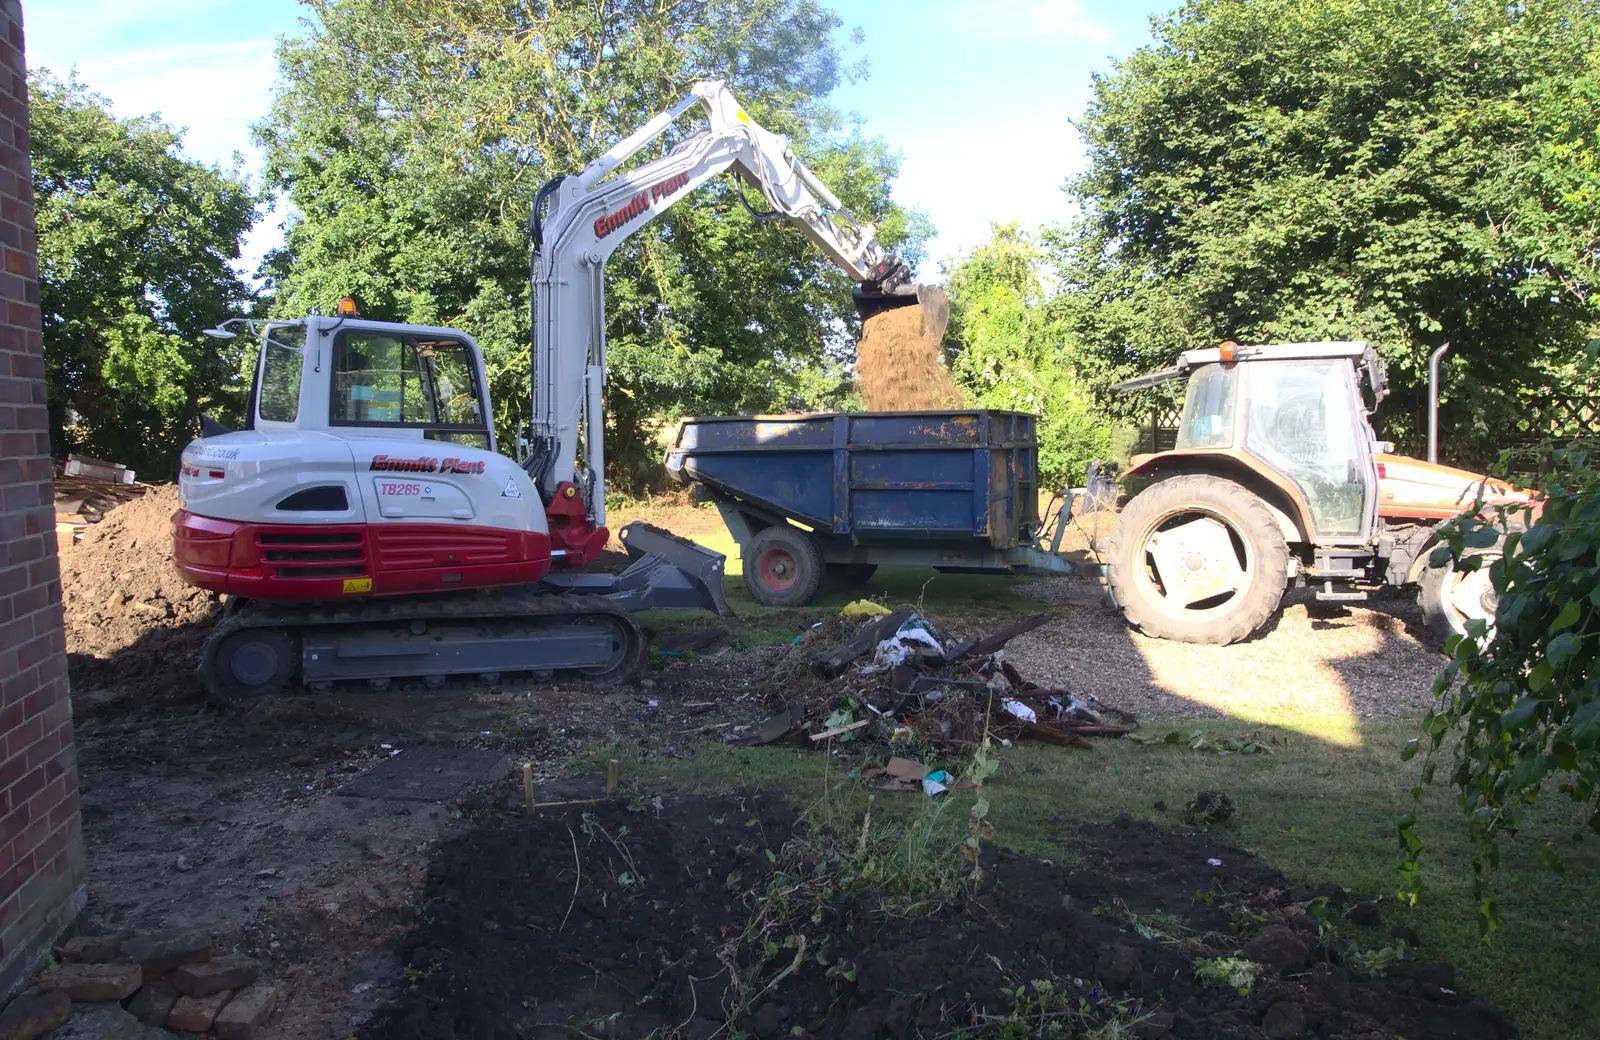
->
[[1103, 341, 1532, 644]]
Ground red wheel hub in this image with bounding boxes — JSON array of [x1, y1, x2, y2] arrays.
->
[[757, 547, 800, 592]]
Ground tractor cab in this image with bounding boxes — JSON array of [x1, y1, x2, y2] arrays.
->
[[1105, 339, 1533, 645], [1126, 341, 1386, 546]]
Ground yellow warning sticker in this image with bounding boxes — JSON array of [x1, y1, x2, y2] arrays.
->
[[342, 578, 372, 594]]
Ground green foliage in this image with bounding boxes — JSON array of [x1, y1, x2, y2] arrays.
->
[[945, 224, 1110, 487], [32, 71, 257, 474], [258, 0, 929, 474], [1054, 0, 1600, 466], [1402, 444, 1600, 935]]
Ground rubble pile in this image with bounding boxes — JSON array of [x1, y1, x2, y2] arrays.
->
[[1, 929, 280, 1038], [735, 603, 1137, 759]]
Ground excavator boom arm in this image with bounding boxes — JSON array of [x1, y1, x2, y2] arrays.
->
[[525, 80, 915, 524]]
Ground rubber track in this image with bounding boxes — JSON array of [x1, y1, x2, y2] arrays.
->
[[200, 590, 647, 698]]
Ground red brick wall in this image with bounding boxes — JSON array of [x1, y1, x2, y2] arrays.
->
[[0, 0, 87, 1000]]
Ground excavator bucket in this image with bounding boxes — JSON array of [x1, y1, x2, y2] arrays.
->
[[852, 282, 950, 340], [540, 522, 731, 615]]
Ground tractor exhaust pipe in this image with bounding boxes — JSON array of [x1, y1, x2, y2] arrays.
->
[[1428, 342, 1450, 464]]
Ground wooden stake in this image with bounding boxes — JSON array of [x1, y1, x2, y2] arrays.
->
[[807, 718, 871, 742], [522, 762, 535, 816], [605, 758, 620, 796]]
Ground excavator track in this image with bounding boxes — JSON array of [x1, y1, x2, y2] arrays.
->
[[200, 589, 646, 708]]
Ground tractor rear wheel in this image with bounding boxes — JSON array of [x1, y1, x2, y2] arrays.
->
[[1419, 540, 1502, 644], [743, 525, 825, 607], [1105, 474, 1289, 644]]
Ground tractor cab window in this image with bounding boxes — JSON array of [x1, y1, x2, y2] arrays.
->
[[256, 323, 306, 424], [1242, 360, 1368, 536], [1175, 364, 1238, 449], [330, 331, 488, 447]]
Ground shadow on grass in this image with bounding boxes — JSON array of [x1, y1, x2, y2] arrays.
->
[[577, 712, 1599, 1040]]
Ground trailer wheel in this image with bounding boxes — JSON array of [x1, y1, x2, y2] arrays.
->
[[204, 627, 295, 708], [744, 526, 824, 607], [1419, 541, 1502, 645], [1105, 474, 1289, 644], [825, 563, 879, 589]]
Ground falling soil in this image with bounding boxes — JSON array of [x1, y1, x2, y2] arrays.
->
[[362, 796, 1515, 1040], [855, 304, 963, 411], [58, 483, 221, 696]]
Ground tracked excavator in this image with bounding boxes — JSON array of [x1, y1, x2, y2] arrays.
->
[[172, 80, 944, 705]]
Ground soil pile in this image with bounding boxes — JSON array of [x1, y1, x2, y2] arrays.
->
[[59, 484, 219, 695], [364, 795, 1515, 1040], [855, 303, 963, 411]]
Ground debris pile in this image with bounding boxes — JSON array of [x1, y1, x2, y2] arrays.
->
[[53, 457, 150, 551], [737, 605, 1136, 756]]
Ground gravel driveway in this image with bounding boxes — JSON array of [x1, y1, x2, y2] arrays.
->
[[1009, 575, 1444, 738]]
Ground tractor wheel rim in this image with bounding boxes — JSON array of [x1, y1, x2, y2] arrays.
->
[[1133, 506, 1256, 622], [1443, 555, 1498, 635], [228, 639, 281, 688], [758, 548, 800, 592]]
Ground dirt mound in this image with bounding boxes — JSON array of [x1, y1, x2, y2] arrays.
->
[[363, 796, 1514, 1040], [855, 304, 963, 411], [59, 483, 219, 697]]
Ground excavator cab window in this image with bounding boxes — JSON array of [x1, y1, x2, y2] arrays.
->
[[330, 330, 489, 447]]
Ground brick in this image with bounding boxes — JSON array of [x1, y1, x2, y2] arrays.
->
[[118, 930, 212, 975], [0, 988, 71, 1040], [126, 979, 180, 1026], [37, 961, 142, 1001], [213, 984, 278, 1040], [59, 930, 129, 963], [167, 990, 231, 1033], [175, 954, 260, 997]]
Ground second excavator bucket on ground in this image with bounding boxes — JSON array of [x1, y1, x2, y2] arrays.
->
[[539, 522, 732, 615]]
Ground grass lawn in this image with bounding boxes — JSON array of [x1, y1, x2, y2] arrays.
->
[[583, 717, 1600, 1040]]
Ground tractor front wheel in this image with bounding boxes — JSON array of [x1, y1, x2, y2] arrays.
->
[[1105, 474, 1289, 644], [743, 525, 825, 607]]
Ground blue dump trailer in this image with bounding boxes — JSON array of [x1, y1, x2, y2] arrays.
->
[[665, 410, 1073, 606]]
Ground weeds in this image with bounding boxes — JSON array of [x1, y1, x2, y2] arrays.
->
[[1193, 956, 1261, 995], [579, 811, 647, 892]]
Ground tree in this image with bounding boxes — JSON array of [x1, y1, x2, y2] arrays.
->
[[1054, 0, 1600, 466], [944, 224, 1109, 487], [258, 0, 929, 477], [32, 72, 257, 476]]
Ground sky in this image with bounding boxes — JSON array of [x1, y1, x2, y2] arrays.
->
[[23, 0, 1169, 280]]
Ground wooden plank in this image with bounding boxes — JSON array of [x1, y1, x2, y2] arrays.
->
[[957, 612, 1052, 660], [815, 607, 914, 676]]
